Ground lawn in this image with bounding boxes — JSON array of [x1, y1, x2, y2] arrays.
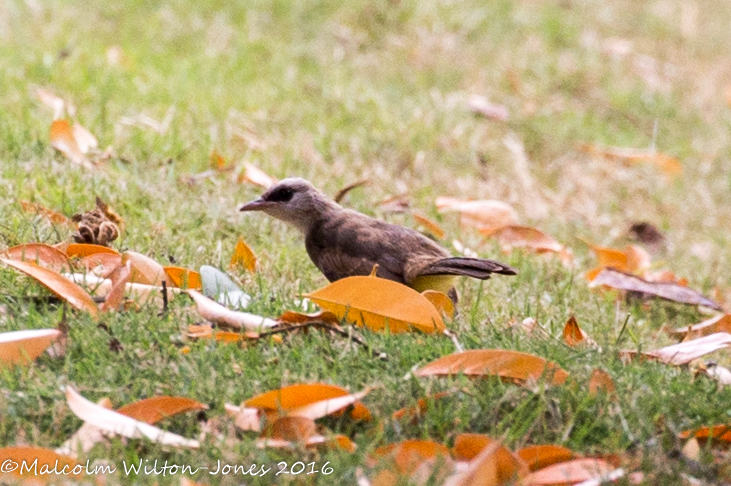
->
[[2, 0, 731, 484]]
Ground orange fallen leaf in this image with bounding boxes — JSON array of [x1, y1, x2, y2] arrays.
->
[[256, 432, 356, 451], [264, 416, 317, 442], [679, 425, 731, 446], [304, 274, 445, 334], [580, 144, 682, 176], [0, 329, 61, 367], [50, 119, 93, 168], [244, 383, 371, 421], [20, 200, 71, 226], [414, 349, 568, 386], [585, 243, 650, 280], [238, 162, 276, 188], [100, 260, 131, 312], [391, 392, 451, 422], [589, 268, 722, 310], [79, 252, 122, 278], [164, 266, 202, 289], [0, 446, 80, 481], [186, 324, 261, 343], [412, 213, 446, 239], [421, 290, 455, 319], [562, 315, 588, 347], [66, 243, 119, 258], [671, 314, 731, 339], [515, 445, 575, 472], [230, 237, 257, 273], [2, 243, 72, 273], [370, 440, 454, 485], [187, 289, 278, 331], [122, 251, 167, 286], [482, 225, 563, 254], [588, 369, 616, 396], [1, 258, 98, 316], [445, 440, 526, 486], [65, 386, 199, 448], [116, 396, 208, 425], [524, 457, 617, 485], [277, 310, 340, 325], [452, 433, 497, 461], [210, 150, 230, 171], [436, 197, 518, 232]]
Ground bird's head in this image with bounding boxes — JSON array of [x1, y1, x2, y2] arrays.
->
[[239, 177, 338, 232]]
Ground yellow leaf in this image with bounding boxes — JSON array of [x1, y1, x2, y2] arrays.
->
[[164, 266, 202, 289], [66, 243, 120, 258], [230, 237, 257, 273], [50, 119, 93, 168], [304, 275, 445, 334], [0, 329, 61, 367], [244, 383, 371, 421]]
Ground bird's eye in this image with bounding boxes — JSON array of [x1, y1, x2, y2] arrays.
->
[[266, 187, 295, 202]]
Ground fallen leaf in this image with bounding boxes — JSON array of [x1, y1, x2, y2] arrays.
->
[[229, 237, 257, 273], [164, 266, 202, 289], [56, 397, 113, 457], [412, 213, 446, 239], [20, 200, 71, 225], [287, 388, 371, 420], [370, 440, 454, 486], [100, 261, 131, 312], [72, 122, 98, 153], [0, 329, 61, 367], [79, 252, 123, 278], [452, 433, 497, 461], [224, 403, 262, 432], [562, 315, 588, 347], [65, 272, 179, 304], [1, 258, 98, 316], [444, 440, 526, 486], [334, 179, 370, 203], [580, 144, 682, 176], [238, 162, 276, 188], [277, 310, 340, 325], [524, 458, 617, 485], [210, 150, 230, 171], [468, 94, 509, 121], [256, 432, 355, 451], [588, 268, 722, 310], [2, 243, 72, 272], [515, 445, 575, 472], [245, 383, 371, 421], [391, 392, 451, 422], [421, 291, 455, 319], [65, 386, 199, 448], [66, 243, 120, 258], [703, 363, 731, 386], [414, 349, 568, 386], [34, 86, 67, 119], [671, 314, 731, 339], [586, 243, 650, 279], [304, 274, 445, 334], [0, 446, 80, 481], [116, 396, 208, 425], [122, 251, 167, 286], [187, 289, 278, 331], [436, 197, 518, 233], [50, 119, 92, 168], [679, 425, 731, 446], [588, 369, 616, 396], [483, 225, 565, 254], [634, 332, 731, 365]]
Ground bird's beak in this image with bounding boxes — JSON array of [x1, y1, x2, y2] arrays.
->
[[239, 198, 272, 212]]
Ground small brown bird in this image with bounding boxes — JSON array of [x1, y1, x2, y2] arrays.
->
[[239, 178, 516, 301]]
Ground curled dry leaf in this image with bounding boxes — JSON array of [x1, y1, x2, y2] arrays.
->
[[334, 179, 370, 203], [588, 268, 722, 311], [164, 266, 202, 289], [116, 396, 208, 425], [671, 314, 731, 339], [244, 383, 371, 421], [414, 349, 568, 386], [122, 251, 167, 286], [516, 445, 575, 472], [20, 200, 71, 225], [100, 261, 131, 312], [579, 144, 682, 176], [0, 329, 61, 367], [65, 386, 199, 449], [303, 275, 445, 334], [635, 332, 731, 366], [0, 446, 80, 481], [436, 197, 518, 233], [229, 237, 257, 273], [563, 315, 589, 347], [187, 289, 278, 331], [50, 119, 94, 168], [588, 369, 616, 396], [1, 258, 98, 316], [238, 162, 276, 188], [412, 213, 446, 240], [524, 458, 617, 486], [2, 243, 72, 273]]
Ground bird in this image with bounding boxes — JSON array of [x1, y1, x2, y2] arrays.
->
[[239, 178, 516, 302]]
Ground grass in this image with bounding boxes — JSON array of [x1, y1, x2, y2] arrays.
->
[[2, 0, 731, 484]]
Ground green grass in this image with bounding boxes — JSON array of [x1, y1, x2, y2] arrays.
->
[[2, 0, 731, 484]]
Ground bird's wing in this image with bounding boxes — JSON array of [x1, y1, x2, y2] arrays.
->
[[305, 210, 446, 284]]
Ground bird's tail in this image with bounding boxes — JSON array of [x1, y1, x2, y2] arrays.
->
[[418, 257, 517, 280]]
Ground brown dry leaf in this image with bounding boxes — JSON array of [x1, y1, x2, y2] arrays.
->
[[636, 332, 731, 365], [303, 274, 445, 334], [412, 213, 446, 239], [277, 310, 340, 325], [122, 251, 167, 286], [524, 458, 617, 485], [452, 433, 497, 461], [2, 243, 72, 273], [224, 403, 262, 432], [238, 162, 276, 188], [265, 416, 317, 442], [334, 179, 370, 203], [50, 119, 93, 168], [515, 445, 575, 472], [468, 94, 509, 121], [1, 258, 98, 316], [245, 383, 371, 421], [370, 440, 454, 486], [164, 267, 202, 289], [66, 243, 120, 259], [0, 446, 80, 482], [671, 314, 731, 339], [482, 225, 567, 255], [414, 349, 568, 386], [0, 329, 61, 367], [65, 386, 199, 448], [229, 237, 257, 273], [436, 197, 518, 233], [580, 144, 682, 176], [20, 200, 71, 226], [391, 392, 451, 422], [79, 252, 122, 278], [116, 396, 208, 425], [562, 315, 588, 347], [444, 440, 527, 486], [421, 290, 455, 319], [187, 289, 278, 331], [588, 369, 616, 396], [588, 268, 722, 310], [100, 261, 131, 312]]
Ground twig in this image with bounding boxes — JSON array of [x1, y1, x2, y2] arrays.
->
[[161, 280, 168, 314], [443, 329, 464, 352], [258, 321, 388, 361]]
